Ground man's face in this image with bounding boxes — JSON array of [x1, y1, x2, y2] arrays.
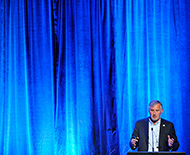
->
[[149, 104, 163, 121]]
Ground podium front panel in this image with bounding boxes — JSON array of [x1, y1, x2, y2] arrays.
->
[[127, 152, 186, 155]]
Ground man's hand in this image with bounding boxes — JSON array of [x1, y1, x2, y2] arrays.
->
[[168, 135, 174, 147], [131, 137, 139, 147]]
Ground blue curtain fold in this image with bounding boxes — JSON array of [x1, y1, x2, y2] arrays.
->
[[0, 0, 190, 154], [0, 0, 54, 154]]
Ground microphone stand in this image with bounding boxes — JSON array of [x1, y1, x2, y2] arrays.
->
[[151, 128, 154, 152]]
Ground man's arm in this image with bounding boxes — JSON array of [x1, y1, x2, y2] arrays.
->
[[168, 123, 179, 151], [129, 122, 139, 150]]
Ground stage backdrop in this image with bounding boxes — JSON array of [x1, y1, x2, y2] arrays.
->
[[0, 0, 190, 154]]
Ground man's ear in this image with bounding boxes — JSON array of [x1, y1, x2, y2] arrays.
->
[[161, 109, 163, 114]]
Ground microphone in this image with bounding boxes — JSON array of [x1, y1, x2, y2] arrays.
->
[[151, 128, 154, 152]]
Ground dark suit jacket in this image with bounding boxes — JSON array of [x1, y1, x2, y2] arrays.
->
[[130, 117, 179, 151]]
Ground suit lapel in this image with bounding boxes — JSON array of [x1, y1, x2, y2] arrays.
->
[[159, 118, 166, 150]]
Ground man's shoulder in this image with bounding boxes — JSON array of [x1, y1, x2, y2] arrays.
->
[[136, 117, 149, 124], [161, 118, 174, 125]]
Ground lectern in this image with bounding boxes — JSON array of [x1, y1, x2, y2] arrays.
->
[[127, 152, 186, 155]]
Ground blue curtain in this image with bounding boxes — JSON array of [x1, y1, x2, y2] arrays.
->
[[0, 0, 190, 154]]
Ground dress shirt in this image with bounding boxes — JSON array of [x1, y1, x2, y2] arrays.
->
[[148, 118, 161, 152]]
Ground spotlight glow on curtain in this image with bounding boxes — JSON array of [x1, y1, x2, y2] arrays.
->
[[0, 0, 190, 154]]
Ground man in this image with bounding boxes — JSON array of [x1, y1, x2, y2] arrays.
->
[[130, 100, 179, 151]]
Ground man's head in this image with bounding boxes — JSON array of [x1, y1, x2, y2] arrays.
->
[[148, 100, 163, 122]]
